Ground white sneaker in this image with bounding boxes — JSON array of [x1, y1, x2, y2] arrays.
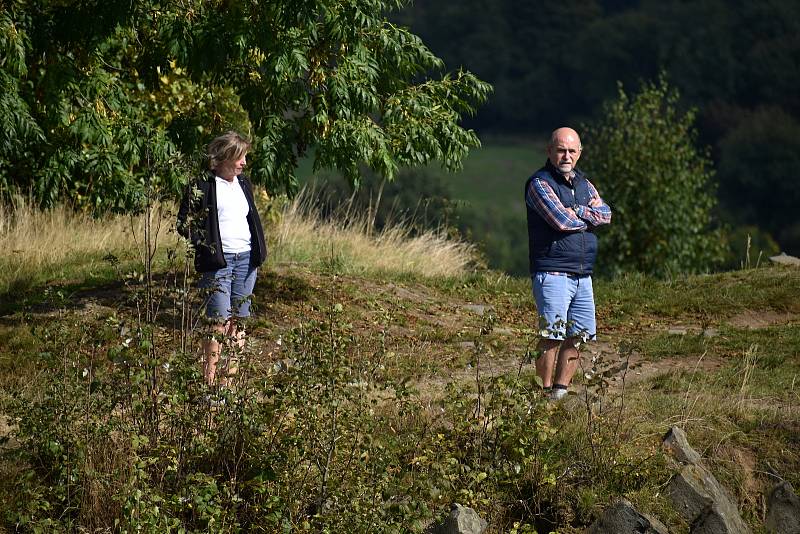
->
[[549, 388, 568, 401], [204, 393, 226, 408]]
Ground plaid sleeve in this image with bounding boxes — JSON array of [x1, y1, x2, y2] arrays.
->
[[526, 177, 586, 232], [575, 180, 612, 227]]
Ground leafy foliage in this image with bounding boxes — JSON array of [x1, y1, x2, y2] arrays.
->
[[398, 0, 800, 136], [582, 76, 726, 277], [0, 8, 43, 196], [0, 0, 489, 211]]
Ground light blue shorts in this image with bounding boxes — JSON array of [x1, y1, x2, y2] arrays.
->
[[531, 272, 596, 341], [199, 251, 258, 322]]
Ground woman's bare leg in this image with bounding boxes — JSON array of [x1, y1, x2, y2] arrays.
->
[[220, 321, 245, 385], [203, 322, 228, 386]]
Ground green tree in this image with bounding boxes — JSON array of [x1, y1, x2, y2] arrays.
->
[[582, 76, 726, 277], [0, 0, 490, 211]]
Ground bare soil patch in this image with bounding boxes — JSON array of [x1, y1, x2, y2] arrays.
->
[[727, 310, 798, 329], [0, 414, 16, 448], [619, 352, 725, 386]]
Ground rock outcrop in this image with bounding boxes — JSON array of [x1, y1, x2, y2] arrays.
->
[[587, 498, 668, 534], [668, 463, 751, 533], [663, 426, 702, 465], [428, 503, 488, 534], [766, 481, 800, 534], [662, 426, 751, 534], [769, 252, 800, 267]]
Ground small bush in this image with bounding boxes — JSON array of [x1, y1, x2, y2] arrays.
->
[[582, 75, 727, 277]]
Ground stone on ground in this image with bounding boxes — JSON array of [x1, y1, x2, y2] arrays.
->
[[663, 426, 702, 465], [766, 482, 800, 534], [668, 463, 751, 533], [587, 498, 668, 534], [427, 503, 488, 534], [769, 252, 800, 267]]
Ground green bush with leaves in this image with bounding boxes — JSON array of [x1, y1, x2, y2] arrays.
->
[[0, 0, 489, 212], [582, 76, 726, 277]]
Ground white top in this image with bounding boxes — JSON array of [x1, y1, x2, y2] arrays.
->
[[215, 176, 251, 253]]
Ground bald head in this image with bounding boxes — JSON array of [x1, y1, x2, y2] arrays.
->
[[549, 127, 581, 148], [547, 127, 582, 174]]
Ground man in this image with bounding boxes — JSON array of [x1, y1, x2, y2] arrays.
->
[[524, 127, 611, 400]]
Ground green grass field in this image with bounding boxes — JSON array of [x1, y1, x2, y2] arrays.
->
[[428, 136, 543, 212], [297, 135, 543, 213]]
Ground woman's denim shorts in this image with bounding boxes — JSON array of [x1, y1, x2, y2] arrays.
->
[[199, 251, 258, 322]]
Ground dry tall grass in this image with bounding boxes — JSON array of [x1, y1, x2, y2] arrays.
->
[[0, 197, 173, 293], [272, 191, 477, 278], [0, 189, 476, 295]]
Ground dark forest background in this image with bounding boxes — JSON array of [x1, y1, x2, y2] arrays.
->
[[311, 0, 799, 275]]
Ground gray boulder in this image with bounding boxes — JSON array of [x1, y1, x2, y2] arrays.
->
[[663, 426, 703, 465], [769, 252, 800, 267], [692, 503, 752, 534], [668, 463, 750, 533], [428, 503, 488, 534], [587, 498, 668, 534], [766, 482, 800, 534]]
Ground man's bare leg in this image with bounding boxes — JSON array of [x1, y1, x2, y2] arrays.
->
[[554, 337, 580, 387], [535, 338, 562, 388]]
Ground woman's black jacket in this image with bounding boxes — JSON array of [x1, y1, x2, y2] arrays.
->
[[177, 171, 267, 273]]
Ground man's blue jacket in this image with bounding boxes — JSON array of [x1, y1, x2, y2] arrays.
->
[[525, 162, 602, 275]]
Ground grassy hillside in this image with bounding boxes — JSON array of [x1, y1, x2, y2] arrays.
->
[[1, 198, 798, 532]]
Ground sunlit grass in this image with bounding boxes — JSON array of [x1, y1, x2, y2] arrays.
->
[[1, 191, 799, 532], [271, 191, 477, 279], [597, 267, 800, 325], [0, 190, 477, 304], [0, 197, 174, 296]]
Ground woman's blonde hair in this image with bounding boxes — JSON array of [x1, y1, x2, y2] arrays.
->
[[208, 131, 251, 170]]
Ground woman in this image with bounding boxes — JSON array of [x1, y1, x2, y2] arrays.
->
[[177, 131, 267, 386]]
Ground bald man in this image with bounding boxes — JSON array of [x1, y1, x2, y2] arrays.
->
[[524, 128, 612, 400]]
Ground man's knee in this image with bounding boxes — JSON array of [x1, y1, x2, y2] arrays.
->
[[538, 338, 561, 354], [561, 337, 580, 349]]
